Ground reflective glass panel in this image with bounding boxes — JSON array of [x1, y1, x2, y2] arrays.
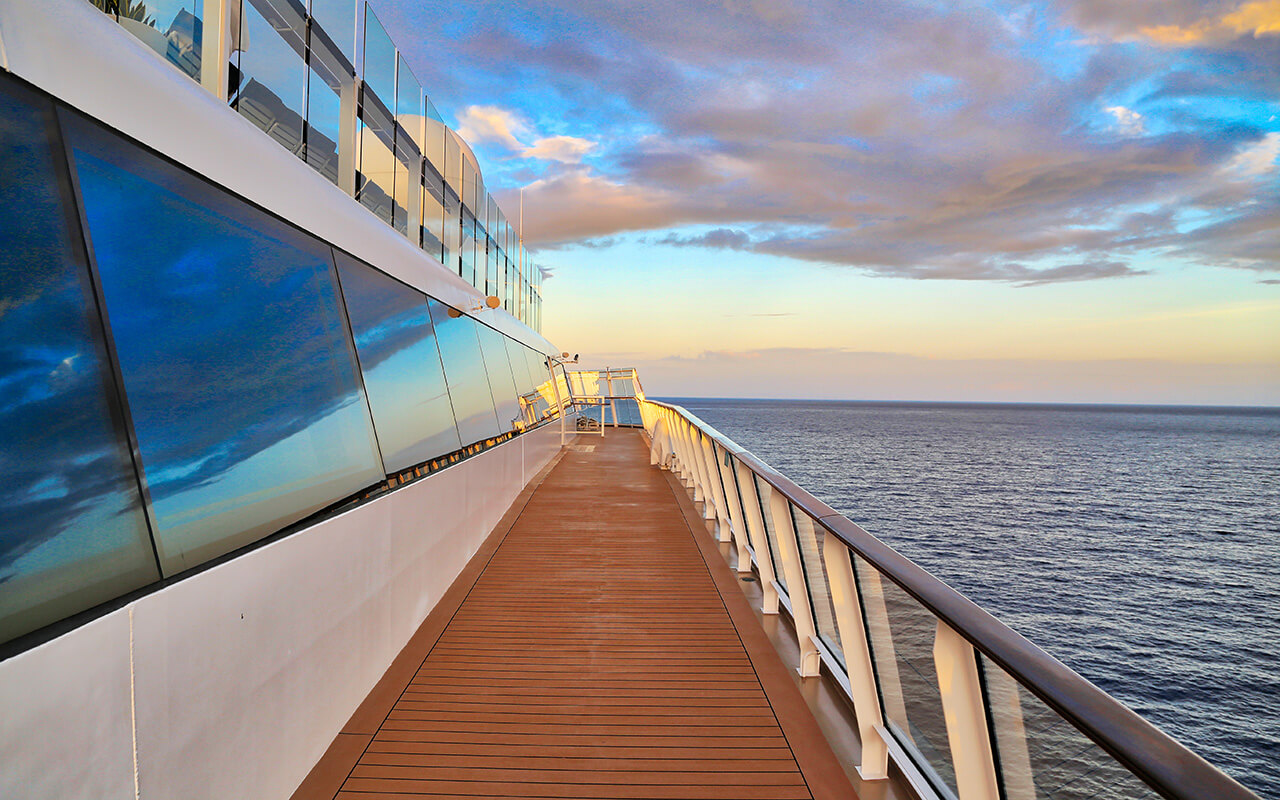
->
[[442, 185, 460, 274], [305, 64, 342, 185], [504, 338, 536, 394], [334, 254, 460, 472], [309, 0, 356, 62], [427, 302, 499, 445], [790, 507, 844, 664], [233, 0, 308, 159], [395, 54, 423, 151], [361, 3, 395, 104], [69, 117, 383, 575], [459, 207, 476, 285], [524, 348, 556, 420], [358, 98, 396, 225], [97, 0, 203, 80], [475, 324, 521, 434], [980, 653, 1161, 800], [854, 557, 959, 796], [421, 165, 446, 263], [0, 79, 157, 644]]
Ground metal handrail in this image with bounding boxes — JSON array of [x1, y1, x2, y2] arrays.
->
[[641, 397, 1259, 800]]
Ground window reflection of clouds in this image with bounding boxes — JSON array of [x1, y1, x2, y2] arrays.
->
[[0, 80, 156, 643], [427, 301, 499, 445], [335, 253, 461, 473], [69, 121, 383, 574], [476, 323, 521, 434]]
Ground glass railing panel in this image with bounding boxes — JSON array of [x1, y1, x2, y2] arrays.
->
[[420, 164, 446, 262], [853, 555, 959, 797], [361, 3, 395, 105], [356, 95, 396, 224], [395, 54, 422, 151], [233, 0, 308, 159], [790, 507, 845, 666], [304, 62, 343, 185], [979, 653, 1162, 800], [93, 0, 204, 80], [309, 0, 356, 63], [750, 475, 787, 593]]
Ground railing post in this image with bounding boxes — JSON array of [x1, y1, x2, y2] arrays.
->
[[673, 416, 696, 492], [768, 490, 821, 677], [714, 445, 752, 572], [698, 435, 731, 542], [338, 78, 360, 197], [935, 622, 1001, 800], [688, 426, 718, 527], [200, 0, 229, 101], [734, 461, 779, 614], [822, 537, 889, 780]]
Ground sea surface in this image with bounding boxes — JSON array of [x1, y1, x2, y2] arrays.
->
[[668, 398, 1280, 799]]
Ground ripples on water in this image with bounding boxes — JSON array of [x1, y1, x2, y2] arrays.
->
[[672, 398, 1280, 799]]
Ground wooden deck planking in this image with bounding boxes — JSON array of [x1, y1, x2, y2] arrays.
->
[[293, 430, 856, 800]]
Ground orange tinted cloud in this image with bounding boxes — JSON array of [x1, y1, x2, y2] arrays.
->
[[1139, 0, 1280, 45]]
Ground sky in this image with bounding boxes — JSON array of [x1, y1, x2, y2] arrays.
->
[[373, 0, 1280, 404]]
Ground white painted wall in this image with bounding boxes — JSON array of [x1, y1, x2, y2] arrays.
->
[[0, 424, 563, 800]]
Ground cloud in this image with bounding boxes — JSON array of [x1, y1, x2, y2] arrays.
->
[[1139, 0, 1280, 45], [387, 0, 1280, 284], [656, 228, 753, 249], [1221, 132, 1280, 178], [455, 105, 528, 152], [456, 105, 598, 165], [522, 135, 597, 164], [1106, 105, 1146, 136]]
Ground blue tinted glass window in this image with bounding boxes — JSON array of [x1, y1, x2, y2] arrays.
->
[[68, 117, 383, 575], [427, 302, 498, 445], [0, 79, 157, 643], [335, 254, 460, 472], [476, 324, 521, 434]]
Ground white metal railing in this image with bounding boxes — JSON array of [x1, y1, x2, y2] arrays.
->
[[640, 398, 1259, 800]]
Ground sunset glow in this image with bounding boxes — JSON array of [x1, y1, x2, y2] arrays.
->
[[374, 0, 1280, 403]]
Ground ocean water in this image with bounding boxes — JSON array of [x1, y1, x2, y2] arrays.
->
[[671, 398, 1280, 799]]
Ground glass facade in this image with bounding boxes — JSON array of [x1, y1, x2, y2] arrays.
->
[[69, 115, 385, 575], [335, 253, 461, 473], [476, 323, 521, 434], [0, 80, 158, 645], [86, 0, 544, 331], [428, 301, 500, 445], [0, 68, 553, 649]]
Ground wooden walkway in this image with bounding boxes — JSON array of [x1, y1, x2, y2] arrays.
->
[[293, 430, 856, 800]]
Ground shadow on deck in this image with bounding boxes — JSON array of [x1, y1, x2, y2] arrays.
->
[[292, 430, 859, 800]]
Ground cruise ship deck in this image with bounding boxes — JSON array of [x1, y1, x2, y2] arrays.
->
[[292, 430, 862, 800]]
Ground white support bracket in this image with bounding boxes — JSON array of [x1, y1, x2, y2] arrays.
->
[[934, 621, 1001, 800], [734, 460, 779, 615], [823, 537, 889, 780], [767, 489, 820, 677]]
